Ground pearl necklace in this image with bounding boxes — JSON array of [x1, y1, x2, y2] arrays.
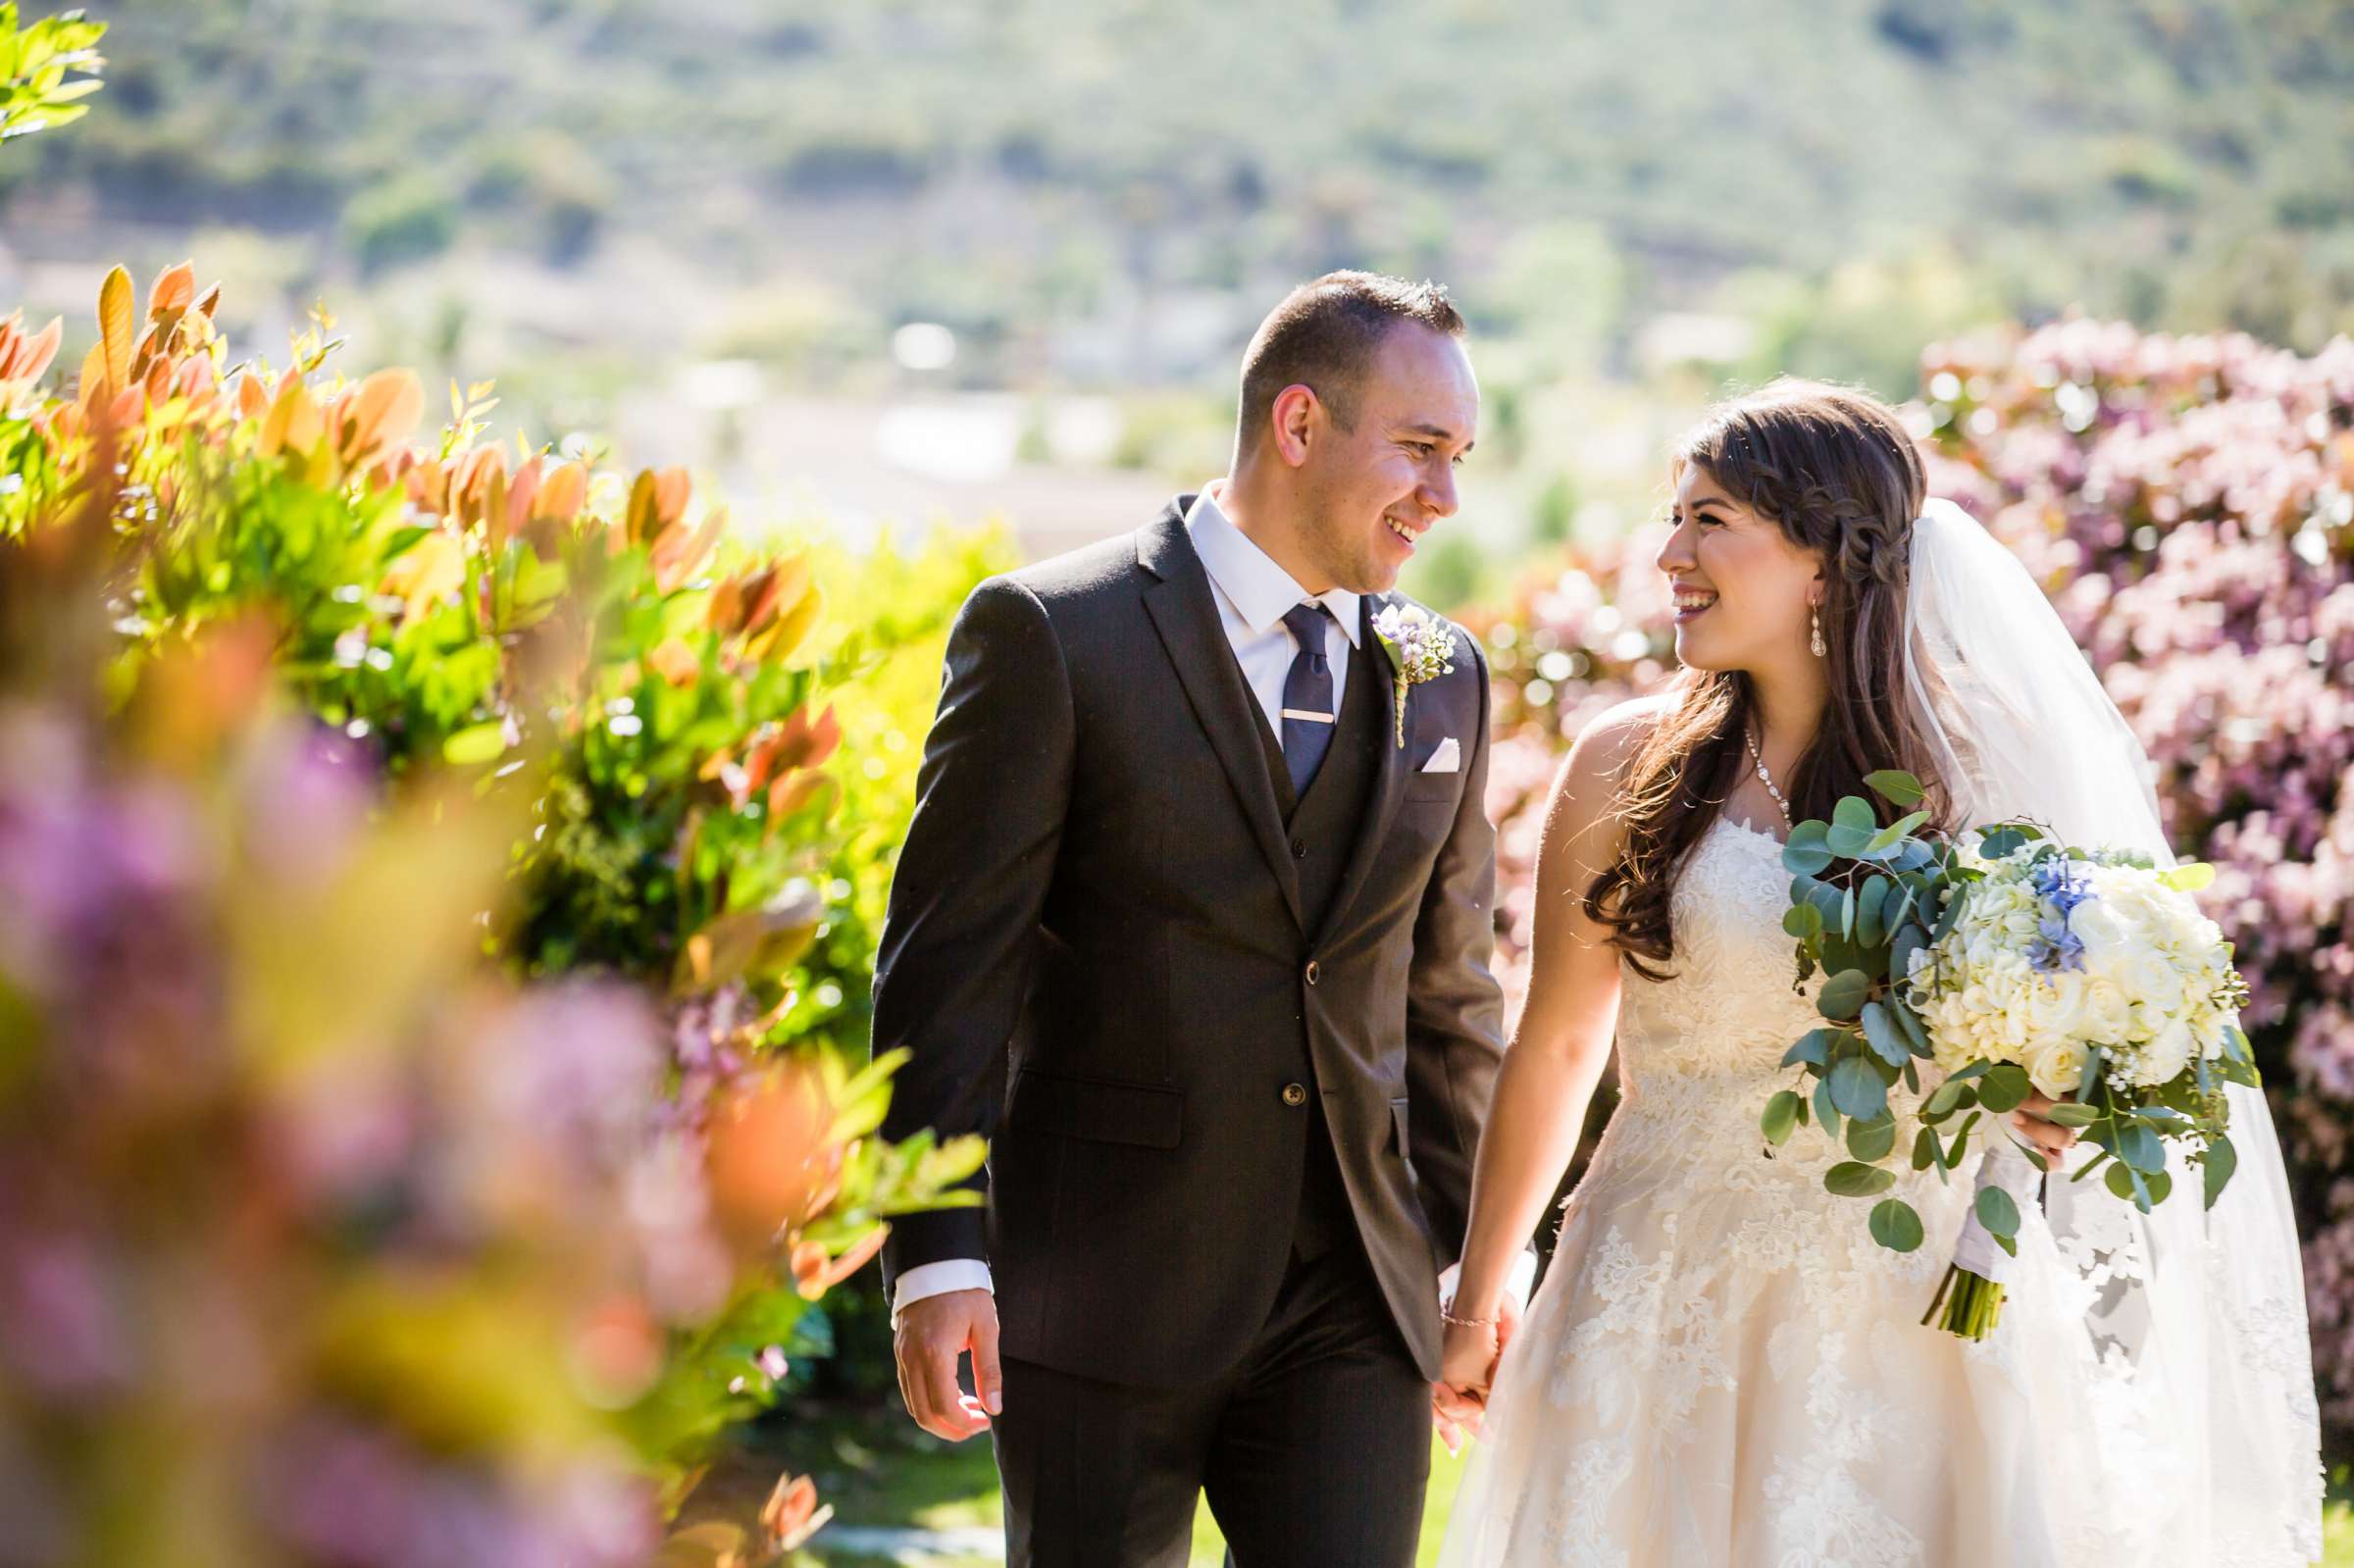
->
[[1744, 730, 1793, 826]]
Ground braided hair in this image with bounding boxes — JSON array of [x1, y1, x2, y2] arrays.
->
[[1587, 379, 1953, 981]]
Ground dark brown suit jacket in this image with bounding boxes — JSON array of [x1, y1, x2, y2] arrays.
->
[[873, 497, 1506, 1386]]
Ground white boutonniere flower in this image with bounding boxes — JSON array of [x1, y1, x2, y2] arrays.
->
[[1370, 602, 1458, 748]]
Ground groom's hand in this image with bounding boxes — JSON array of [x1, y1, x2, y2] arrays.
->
[[894, 1288, 1003, 1442]]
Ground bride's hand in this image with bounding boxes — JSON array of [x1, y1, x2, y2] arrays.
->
[[1433, 1315, 1500, 1449], [2010, 1091, 2082, 1167]]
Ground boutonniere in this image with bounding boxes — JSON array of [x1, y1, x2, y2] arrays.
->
[[1370, 602, 1458, 748]]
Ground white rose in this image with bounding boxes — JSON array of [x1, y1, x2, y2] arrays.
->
[[2066, 895, 2129, 970], [2136, 1019, 2195, 1087], [2124, 950, 2185, 1015], [2081, 978, 2132, 1041], [2024, 969, 2092, 1042], [2025, 1036, 2090, 1099]]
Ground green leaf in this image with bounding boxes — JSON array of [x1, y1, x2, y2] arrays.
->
[[1761, 1089, 1802, 1146], [1912, 1125, 1944, 1172], [1975, 1063, 2032, 1115], [1826, 823, 1875, 858], [1923, 1076, 1973, 1119], [1856, 873, 1890, 946], [1780, 1029, 1834, 1069], [1780, 821, 1834, 878], [2115, 1121, 2165, 1174], [1817, 968, 1872, 1021], [442, 721, 507, 766], [1833, 794, 1877, 834], [1974, 1186, 2021, 1239], [1864, 770, 1925, 807], [1846, 1113, 1897, 1163], [1782, 902, 1824, 941], [1890, 995, 1932, 1056], [1869, 1197, 1925, 1251], [2040, 1102, 2100, 1128], [2106, 1159, 2140, 1202], [1865, 809, 1931, 856], [1814, 1076, 1842, 1141], [1827, 1054, 1889, 1121], [2203, 1135, 2237, 1210], [1859, 1001, 1909, 1068], [2161, 862, 2216, 892], [1824, 1160, 1896, 1197]]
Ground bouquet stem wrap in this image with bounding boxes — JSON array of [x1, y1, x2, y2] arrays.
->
[[1934, 1138, 2043, 1338]]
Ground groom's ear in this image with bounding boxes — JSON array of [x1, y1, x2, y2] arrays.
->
[[1269, 382, 1320, 468]]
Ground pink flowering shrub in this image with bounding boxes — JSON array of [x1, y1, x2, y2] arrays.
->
[[1474, 320, 2354, 1443]]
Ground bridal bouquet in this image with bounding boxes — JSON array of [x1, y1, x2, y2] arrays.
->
[[1758, 770, 2257, 1339]]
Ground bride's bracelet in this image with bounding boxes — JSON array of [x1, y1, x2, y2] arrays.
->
[[1441, 1305, 1499, 1332]]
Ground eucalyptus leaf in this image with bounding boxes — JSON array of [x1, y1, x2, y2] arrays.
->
[[1833, 794, 1877, 833], [1868, 1196, 1925, 1251], [1864, 770, 1925, 807], [2041, 1102, 2100, 1128], [1814, 1077, 1842, 1141], [1859, 1001, 1909, 1068], [1856, 873, 1890, 946], [1782, 903, 1824, 940], [1824, 1160, 1897, 1197], [2203, 1135, 2238, 1210], [1781, 822, 1835, 877], [1817, 968, 1872, 1021], [1912, 1126, 1944, 1172], [1975, 1063, 2033, 1115], [1761, 1089, 1802, 1146], [1846, 1113, 1897, 1163], [1780, 1029, 1834, 1069], [1974, 1186, 2021, 1239], [1826, 823, 1875, 858], [1865, 809, 1931, 855], [2116, 1121, 2165, 1174], [1827, 1054, 1889, 1121]]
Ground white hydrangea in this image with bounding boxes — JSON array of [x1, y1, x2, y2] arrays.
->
[[1906, 842, 2242, 1093]]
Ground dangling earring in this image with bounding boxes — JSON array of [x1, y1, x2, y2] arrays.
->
[[1809, 604, 1826, 658]]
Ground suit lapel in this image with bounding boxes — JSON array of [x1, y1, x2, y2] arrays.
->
[[1315, 592, 1411, 942], [1137, 505, 1305, 928]]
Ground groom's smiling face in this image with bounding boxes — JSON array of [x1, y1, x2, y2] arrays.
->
[[1298, 325, 1479, 594]]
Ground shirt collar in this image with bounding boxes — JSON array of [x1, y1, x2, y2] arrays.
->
[[1184, 484, 1362, 646]]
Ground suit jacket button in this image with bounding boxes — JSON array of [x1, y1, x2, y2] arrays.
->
[[1282, 1083, 1308, 1107], [1291, 836, 1306, 859], [1304, 959, 1320, 986]]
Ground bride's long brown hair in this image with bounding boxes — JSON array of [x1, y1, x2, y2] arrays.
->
[[1587, 379, 1954, 982]]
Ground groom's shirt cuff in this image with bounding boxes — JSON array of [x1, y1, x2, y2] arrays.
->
[[892, 1259, 995, 1327], [1439, 1251, 1539, 1312]]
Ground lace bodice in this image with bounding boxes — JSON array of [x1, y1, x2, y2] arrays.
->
[[1606, 818, 1865, 1171]]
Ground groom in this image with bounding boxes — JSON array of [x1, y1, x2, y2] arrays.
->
[[873, 272, 1508, 1566]]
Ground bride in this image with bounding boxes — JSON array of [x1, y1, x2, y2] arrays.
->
[[1434, 379, 2322, 1566]]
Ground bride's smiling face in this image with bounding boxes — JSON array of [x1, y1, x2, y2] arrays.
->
[[1656, 463, 1824, 673]]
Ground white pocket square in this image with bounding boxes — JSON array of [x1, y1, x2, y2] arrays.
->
[[1420, 737, 1460, 774]]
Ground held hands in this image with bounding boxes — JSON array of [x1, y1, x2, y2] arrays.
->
[[893, 1288, 1003, 1442], [1431, 1290, 1521, 1455]]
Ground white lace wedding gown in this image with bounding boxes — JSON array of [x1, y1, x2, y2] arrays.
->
[[1439, 816, 2323, 1568]]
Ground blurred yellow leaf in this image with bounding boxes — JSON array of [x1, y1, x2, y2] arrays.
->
[[97, 263, 132, 394], [381, 528, 467, 620], [343, 368, 424, 466]]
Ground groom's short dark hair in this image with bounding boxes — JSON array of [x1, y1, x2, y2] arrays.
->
[[1238, 271, 1463, 454]]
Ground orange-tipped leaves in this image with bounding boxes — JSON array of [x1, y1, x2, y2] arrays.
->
[[258, 378, 324, 458], [340, 369, 424, 467], [533, 460, 587, 523], [235, 372, 268, 420], [148, 261, 196, 319], [651, 506, 727, 592]]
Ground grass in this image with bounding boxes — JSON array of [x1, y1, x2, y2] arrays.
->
[[715, 1406, 2345, 1565]]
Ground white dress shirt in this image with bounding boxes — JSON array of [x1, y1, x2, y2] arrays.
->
[[892, 482, 1532, 1323]]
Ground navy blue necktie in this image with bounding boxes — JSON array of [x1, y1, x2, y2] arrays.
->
[[1279, 602, 1338, 799]]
